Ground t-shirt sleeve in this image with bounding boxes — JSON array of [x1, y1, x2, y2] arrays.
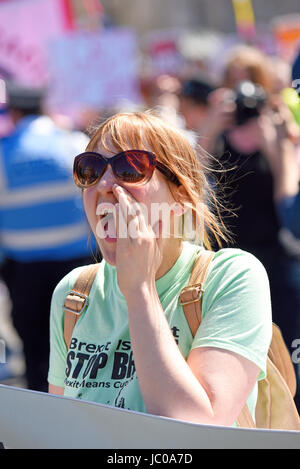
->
[[48, 266, 84, 387], [191, 249, 273, 380]]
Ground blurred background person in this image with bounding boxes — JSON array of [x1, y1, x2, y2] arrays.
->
[[179, 46, 279, 154], [178, 44, 300, 411], [279, 188, 300, 239], [179, 77, 216, 131], [179, 46, 300, 410], [0, 82, 98, 392], [222, 45, 276, 93], [275, 48, 300, 240], [267, 101, 300, 240], [179, 77, 236, 154]]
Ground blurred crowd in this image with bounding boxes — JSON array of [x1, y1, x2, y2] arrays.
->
[[0, 36, 300, 409]]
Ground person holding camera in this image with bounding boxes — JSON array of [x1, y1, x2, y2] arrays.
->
[[208, 81, 300, 412], [179, 45, 300, 410], [258, 97, 300, 238], [274, 49, 300, 240]]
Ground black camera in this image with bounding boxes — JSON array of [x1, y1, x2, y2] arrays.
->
[[233, 81, 267, 126]]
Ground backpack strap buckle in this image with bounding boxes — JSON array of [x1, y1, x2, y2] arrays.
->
[[63, 290, 89, 316], [63, 264, 99, 350], [179, 283, 204, 306]]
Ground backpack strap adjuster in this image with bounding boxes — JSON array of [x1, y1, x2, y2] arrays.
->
[[179, 283, 204, 306], [63, 290, 89, 316]]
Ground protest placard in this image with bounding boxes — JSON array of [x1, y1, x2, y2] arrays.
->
[[0, 385, 299, 449], [0, 0, 68, 85], [47, 28, 141, 111]]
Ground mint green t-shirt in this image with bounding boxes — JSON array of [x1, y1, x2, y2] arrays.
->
[[48, 242, 272, 422]]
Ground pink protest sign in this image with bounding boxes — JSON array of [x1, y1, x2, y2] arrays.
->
[[47, 28, 141, 111], [145, 29, 184, 77], [0, 0, 67, 86]]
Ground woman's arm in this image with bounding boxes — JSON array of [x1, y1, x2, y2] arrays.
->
[[126, 283, 259, 426], [49, 384, 64, 395], [113, 184, 261, 426]]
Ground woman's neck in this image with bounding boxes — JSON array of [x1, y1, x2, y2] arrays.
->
[[155, 238, 183, 280]]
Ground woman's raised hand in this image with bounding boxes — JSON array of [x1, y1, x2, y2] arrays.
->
[[112, 184, 163, 299]]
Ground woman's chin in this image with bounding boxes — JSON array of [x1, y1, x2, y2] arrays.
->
[[97, 240, 117, 266]]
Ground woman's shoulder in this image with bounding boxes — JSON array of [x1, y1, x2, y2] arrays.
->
[[203, 247, 271, 311], [185, 244, 268, 285], [194, 247, 272, 380], [209, 247, 268, 278], [203, 247, 271, 314]]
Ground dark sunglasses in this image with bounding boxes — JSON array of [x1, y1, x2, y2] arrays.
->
[[73, 150, 180, 188]]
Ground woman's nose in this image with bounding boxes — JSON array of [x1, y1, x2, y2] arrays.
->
[[95, 164, 116, 193]]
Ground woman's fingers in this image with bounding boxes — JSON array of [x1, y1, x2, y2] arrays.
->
[[113, 184, 154, 240], [112, 185, 163, 295], [113, 185, 136, 240]]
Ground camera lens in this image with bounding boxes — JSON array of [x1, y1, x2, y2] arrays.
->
[[234, 81, 267, 126]]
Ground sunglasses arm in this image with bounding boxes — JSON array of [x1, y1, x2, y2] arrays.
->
[[156, 162, 181, 186]]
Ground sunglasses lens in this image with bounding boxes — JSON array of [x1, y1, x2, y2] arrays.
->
[[74, 150, 156, 188], [74, 154, 106, 187], [114, 151, 155, 184]]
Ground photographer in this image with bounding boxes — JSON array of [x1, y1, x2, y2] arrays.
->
[[178, 46, 276, 155], [207, 79, 300, 411], [259, 97, 300, 239], [275, 49, 300, 239]]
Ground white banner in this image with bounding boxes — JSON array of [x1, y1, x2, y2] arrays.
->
[[0, 385, 299, 449]]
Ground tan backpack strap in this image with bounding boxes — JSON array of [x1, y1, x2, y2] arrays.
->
[[236, 405, 256, 428], [268, 323, 297, 397], [63, 264, 99, 350], [180, 250, 215, 336], [181, 249, 257, 429]]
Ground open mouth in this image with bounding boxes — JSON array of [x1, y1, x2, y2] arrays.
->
[[96, 203, 117, 240]]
